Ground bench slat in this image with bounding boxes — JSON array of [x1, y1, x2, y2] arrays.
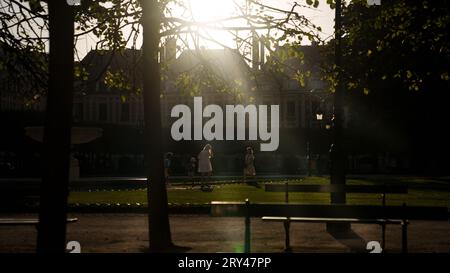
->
[[265, 184, 408, 194], [0, 218, 78, 225], [261, 216, 403, 224], [211, 202, 448, 220]]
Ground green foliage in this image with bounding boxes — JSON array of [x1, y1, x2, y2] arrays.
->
[[104, 69, 133, 92], [74, 65, 89, 81], [69, 176, 450, 208], [174, 63, 247, 102], [326, 0, 336, 9], [263, 42, 320, 91], [306, 0, 320, 8], [322, 0, 450, 95], [1, 0, 325, 100]]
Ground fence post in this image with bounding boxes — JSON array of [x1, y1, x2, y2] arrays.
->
[[381, 191, 386, 250], [285, 182, 289, 203], [244, 198, 251, 253], [401, 202, 408, 253]]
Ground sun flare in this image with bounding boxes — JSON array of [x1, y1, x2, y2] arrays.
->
[[187, 0, 239, 22], [168, 0, 246, 49]]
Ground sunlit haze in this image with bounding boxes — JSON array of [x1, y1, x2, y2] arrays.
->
[[76, 0, 334, 58]]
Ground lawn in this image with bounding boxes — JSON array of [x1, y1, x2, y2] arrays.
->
[[68, 176, 450, 208]]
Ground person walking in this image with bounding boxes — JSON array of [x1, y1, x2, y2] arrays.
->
[[198, 144, 213, 191], [164, 152, 173, 185], [243, 147, 256, 184], [187, 156, 197, 188]]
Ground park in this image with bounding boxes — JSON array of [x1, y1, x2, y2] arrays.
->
[[0, 0, 449, 257]]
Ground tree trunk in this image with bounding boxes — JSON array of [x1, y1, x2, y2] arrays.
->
[[142, 0, 173, 250], [37, 1, 74, 253], [327, 0, 349, 233], [330, 0, 346, 204]]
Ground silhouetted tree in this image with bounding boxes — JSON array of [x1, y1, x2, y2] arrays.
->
[[36, 0, 74, 253], [321, 0, 450, 173]]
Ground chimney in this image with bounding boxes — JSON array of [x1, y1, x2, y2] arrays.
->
[[252, 30, 259, 70], [259, 35, 266, 66], [165, 37, 177, 62]]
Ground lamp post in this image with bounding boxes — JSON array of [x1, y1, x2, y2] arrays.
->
[[307, 111, 325, 177], [331, 0, 346, 203], [306, 91, 326, 177]]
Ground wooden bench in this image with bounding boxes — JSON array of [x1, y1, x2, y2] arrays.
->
[[0, 179, 41, 207], [0, 218, 78, 226], [263, 183, 409, 251], [210, 199, 448, 253]]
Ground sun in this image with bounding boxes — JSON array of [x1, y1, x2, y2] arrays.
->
[[187, 0, 239, 22], [168, 0, 245, 49]]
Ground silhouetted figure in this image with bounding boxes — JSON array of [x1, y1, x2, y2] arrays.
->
[[243, 147, 257, 186], [187, 156, 197, 188], [164, 152, 173, 185], [198, 144, 213, 191]]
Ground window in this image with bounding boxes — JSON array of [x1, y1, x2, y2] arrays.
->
[[120, 103, 130, 122], [287, 101, 296, 120], [311, 100, 320, 115], [73, 103, 83, 122], [98, 103, 107, 122]]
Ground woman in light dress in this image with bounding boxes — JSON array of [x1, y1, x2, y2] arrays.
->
[[243, 147, 256, 183], [197, 144, 213, 190]]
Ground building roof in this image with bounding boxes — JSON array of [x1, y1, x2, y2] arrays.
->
[[76, 44, 327, 96], [78, 48, 142, 95]]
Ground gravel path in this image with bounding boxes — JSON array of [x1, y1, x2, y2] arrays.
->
[[0, 213, 449, 253]]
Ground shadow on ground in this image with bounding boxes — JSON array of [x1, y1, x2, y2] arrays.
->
[[328, 228, 367, 253], [141, 244, 192, 253]]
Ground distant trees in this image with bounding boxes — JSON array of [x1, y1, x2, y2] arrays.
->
[[335, 0, 449, 94], [321, 0, 450, 172]]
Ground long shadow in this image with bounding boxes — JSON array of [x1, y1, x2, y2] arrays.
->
[[352, 176, 450, 192], [142, 244, 192, 253], [328, 228, 367, 253], [245, 180, 262, 189]]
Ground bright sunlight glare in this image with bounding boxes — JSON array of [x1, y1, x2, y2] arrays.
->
[[171, 0, 245, 49], [187, 0, 239, 22], [76, 1, 334, 57], [168, 0, 334, 50]]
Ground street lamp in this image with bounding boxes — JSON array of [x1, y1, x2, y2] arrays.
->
[[316, 112, 324, 121], [306, 99, 325, 177]]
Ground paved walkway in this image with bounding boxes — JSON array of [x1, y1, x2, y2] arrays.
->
[[0, 213, 449, 253]]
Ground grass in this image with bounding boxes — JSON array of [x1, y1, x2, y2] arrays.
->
[[68, 176, 450, 208]]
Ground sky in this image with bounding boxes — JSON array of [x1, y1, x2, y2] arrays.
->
[[75, 0, 336, 59], [180, 0, 335, 46]]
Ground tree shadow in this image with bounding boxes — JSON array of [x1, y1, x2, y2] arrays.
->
[[141, 244, 192, 253], [245, 180, 261, 189], [328, 228, 367, 253]]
